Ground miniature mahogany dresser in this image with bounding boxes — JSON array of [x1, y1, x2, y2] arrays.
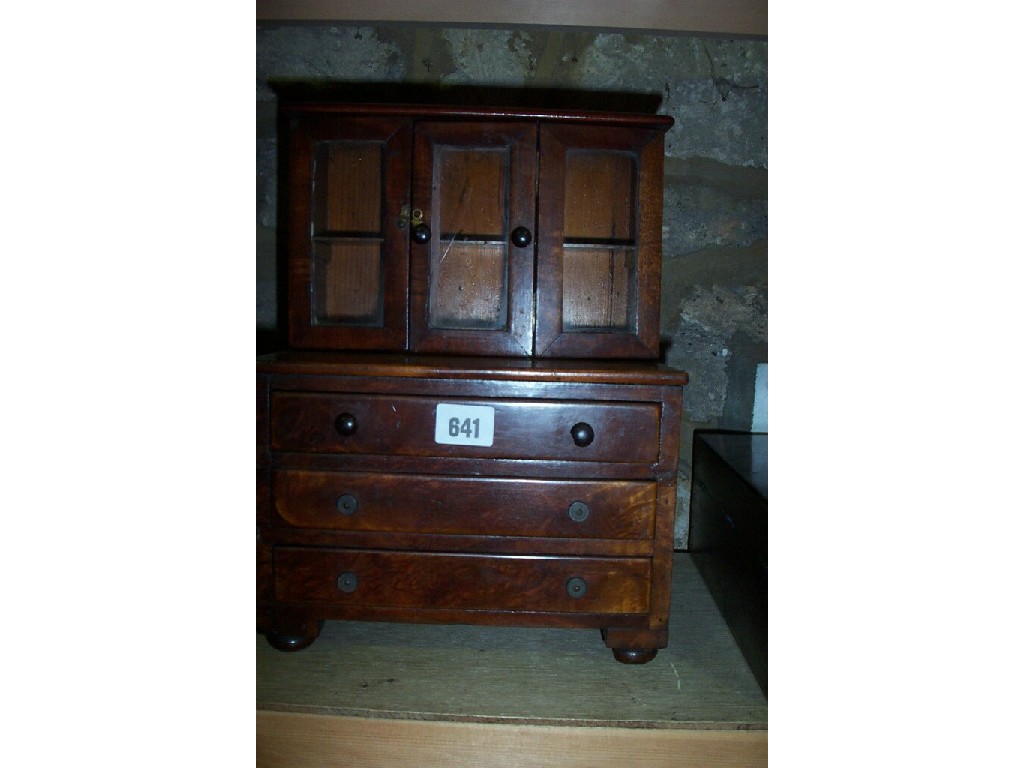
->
[[257, 102, 688, 662]]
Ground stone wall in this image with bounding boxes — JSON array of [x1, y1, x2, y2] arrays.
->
[[256, 24, 768, 547]]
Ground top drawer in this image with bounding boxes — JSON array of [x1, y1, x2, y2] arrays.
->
[[270, 392, 661, 463]]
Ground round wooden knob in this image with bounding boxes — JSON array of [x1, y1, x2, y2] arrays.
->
[[412, 223, 431, 243], [334, 413, 358, 437], [571, 422, 594, 447], [510, 226, 532, 248]]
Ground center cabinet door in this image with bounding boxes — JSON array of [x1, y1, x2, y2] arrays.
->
[[409, 122, 537, 356]]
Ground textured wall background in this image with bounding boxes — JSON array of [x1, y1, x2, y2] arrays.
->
[[256, 23, 768, 548]]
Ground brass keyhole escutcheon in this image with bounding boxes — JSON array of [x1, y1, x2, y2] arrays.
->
[[398, 205, 424, 229]]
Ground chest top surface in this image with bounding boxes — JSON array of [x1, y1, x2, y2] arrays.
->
[[257, 350, 688, 386]]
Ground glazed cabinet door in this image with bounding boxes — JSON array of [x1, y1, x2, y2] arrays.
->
[[283, 113, 413, 350], [409, 122, 537, 356], [535, 124, 665, 358]]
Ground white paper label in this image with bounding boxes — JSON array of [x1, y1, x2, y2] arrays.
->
[[434, 403, 495, 447]]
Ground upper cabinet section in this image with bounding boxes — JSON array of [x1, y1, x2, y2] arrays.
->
[[279, 104, 672, 358]]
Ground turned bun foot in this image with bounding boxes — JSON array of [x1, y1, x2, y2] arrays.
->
[[264, 620, 323, 651], [602, 628, 665, 664], [612, 647, 659, 664]]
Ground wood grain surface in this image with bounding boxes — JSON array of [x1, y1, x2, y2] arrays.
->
[[257, 712, 768, 768], [256, 0, 769, 38], [257, 554, 766, 728]]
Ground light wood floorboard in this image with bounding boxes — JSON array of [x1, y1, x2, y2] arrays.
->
[[257, 553, 767, 765]]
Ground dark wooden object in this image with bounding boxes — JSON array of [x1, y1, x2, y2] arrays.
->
[[258, 353, 687, 662], [261, 102, 686, 663], [279, 103, 671, 358], [688, 432, 767, 693]]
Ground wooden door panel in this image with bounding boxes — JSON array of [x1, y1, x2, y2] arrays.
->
[[409, 122, 536, 356], [283, 112, 412, 351]]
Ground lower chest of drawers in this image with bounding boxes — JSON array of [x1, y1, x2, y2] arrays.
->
[[256, 356, 685, 663]]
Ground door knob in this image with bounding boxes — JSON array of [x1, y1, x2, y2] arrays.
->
[[510, 226, 532, 248]]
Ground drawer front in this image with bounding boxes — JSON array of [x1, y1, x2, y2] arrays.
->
[[274, 470, 656, 539], [270, 393, 660, 463], [274, 547, 651, 614]]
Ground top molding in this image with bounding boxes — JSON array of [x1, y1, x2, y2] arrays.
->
[[255, 0, 768, 39]]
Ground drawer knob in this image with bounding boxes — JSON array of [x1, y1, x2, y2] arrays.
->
[[510, 226, 532, 248], [334, 413, 358, 437], [336, 494, 358, 515], [570, 422, 594, 447], [337, 572, 358, 593], [567, 500, 590, 523], [566, 577, 588, 599]]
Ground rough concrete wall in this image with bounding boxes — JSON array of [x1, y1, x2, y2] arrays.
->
[[256, 24, 768, 548]]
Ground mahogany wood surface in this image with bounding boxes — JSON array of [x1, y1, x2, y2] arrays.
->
[[275, 548, 653, 614], [409, 121, 536, 355], [269, 392, 661, 463], [262, 101, 684, 662], [278, 103, 671, 357], [535, 123, 664, 357], [273, 471, 657, 540], [283, 113, 412, 351], [257, 349, 688, 386], [278, 101, 674, 128], [258, 352, 685, 661]]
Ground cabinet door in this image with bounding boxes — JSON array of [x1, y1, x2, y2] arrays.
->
[[536, 124, 665, 358], [283, 113, 412, 350], [409, 122, 536, 356]]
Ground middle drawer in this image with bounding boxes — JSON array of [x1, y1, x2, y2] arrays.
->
[[274, 470, 657, 540]]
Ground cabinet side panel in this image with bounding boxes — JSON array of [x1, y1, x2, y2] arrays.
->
[[650, 387, 684, 629]]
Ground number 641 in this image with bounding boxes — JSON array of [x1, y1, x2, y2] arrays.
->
[[448, 416, 480, 439]]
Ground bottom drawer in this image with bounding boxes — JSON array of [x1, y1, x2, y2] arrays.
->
[[274, 547, 651, 615]]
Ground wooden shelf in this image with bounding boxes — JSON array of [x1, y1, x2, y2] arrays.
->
[[257, 553, 767, 767], [255, 0, 768, 38]]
